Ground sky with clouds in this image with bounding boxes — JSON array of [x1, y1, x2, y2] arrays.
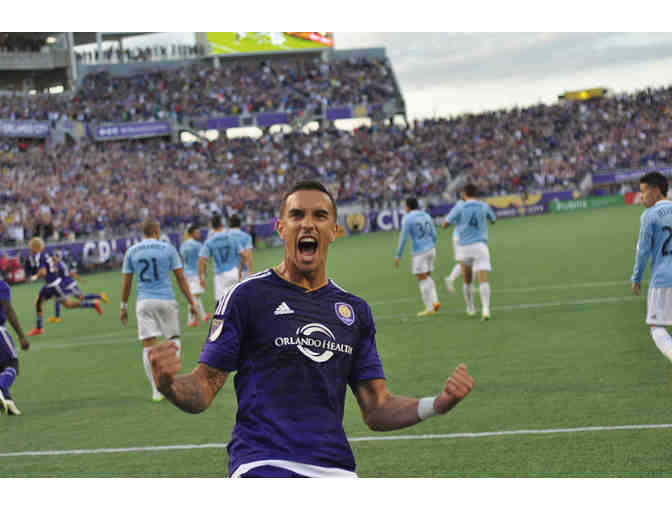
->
[[90, 31, 672, 122]]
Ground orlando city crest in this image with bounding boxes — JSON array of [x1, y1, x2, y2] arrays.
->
[[208, 319, 224, 342], [335, 302, 355, 326]]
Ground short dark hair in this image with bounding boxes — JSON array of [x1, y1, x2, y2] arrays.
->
[[229, 214, 241, 228], [187, 225, 199, 236], [280, 180, 337, 218], [211, 215, 222, 229], [142, 218, 160, 237], [641, 172, 669, 196], [405, 197, 419, 210], [463, 183, 478, 198]]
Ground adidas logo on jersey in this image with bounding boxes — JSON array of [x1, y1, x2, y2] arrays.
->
[[274, 302, 294, 315]]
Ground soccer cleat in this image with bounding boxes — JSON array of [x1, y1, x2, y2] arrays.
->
[[47, 317, 62, 324], [433, 302, 441, 312], [27, 327, 43, 336], [92, 300, 103, 315], [187, 320, 199, 328], [417, 309, 437, 317], [481, 313, 491, 321], [100, 292, 110, 304], [6, 399, 21, 415], [0, 388, 7, 414], [152, 393, 164, 403], [466, 306, 477, 317], [444, 277, 455, 294], [202, 313, 212, 322]]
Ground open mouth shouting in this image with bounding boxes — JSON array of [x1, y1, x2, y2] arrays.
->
[[297, 235, 319, 264]]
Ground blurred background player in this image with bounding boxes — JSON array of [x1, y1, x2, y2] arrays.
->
[[198, 215, 250, 301], [227, 215, 254, 280], [27, 237, 102, 336], [394, 197, 440, 316], [442, 194, 465, 294], [179, 225, 211, 327], [0, 278, 29, 415], [443, 184, 496, 320], [120, 218, 197, 402], [631, 171, 672, 366], [49, 251, 109, 324]]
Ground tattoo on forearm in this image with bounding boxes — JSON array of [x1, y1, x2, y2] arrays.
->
[[165, 366, 226, 414]]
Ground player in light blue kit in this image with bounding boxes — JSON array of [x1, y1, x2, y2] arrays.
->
[[121, 218, 197, 402], [444, 184, 496, 319], [631, 171, 672, 366], [198, 215, 250, 301], [180, 225, 211, 327], [442, 195, 465, 294], [394, 197, 440, 317], [228, 215, 254, 280]]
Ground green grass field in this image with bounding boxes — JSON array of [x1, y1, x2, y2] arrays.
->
[[2, 204, 671, 478]]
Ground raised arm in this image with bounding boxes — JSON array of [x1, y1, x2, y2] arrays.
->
[[355, 364, 474, 431], [148, 341, 228, 413]]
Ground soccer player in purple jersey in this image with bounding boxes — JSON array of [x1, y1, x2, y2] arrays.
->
[[0, 279, 30, 415], [26, 237, 102, 337], [149, 181, 475, 478], [48, 252, 109, 324]]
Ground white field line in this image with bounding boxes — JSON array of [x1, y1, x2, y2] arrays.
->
[[368, 280, 632, 306], [2, 423, 671, 458]]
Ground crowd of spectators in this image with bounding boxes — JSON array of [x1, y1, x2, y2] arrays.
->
[[0, 55, 400, 123], [2, 80, 672, 246], [74, 44, 207, 65], [0, 33, 46, 53]]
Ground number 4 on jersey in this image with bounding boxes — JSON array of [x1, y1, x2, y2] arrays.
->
[[469, 214, 479, 228]]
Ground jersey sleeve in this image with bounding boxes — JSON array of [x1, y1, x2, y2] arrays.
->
[[632, 211, 654, 284], [396, 218, 410, 259], [179, 243, 187, 258], [445, 204, 461, 224], [199, 241, 211, 258], [348, 302, 385, 389], [169, 245, 182, 270], [0, 281, 10, 301], [199, 287, 247, 373], [486, 204, 496, 222], [121, 250, 134, 274]]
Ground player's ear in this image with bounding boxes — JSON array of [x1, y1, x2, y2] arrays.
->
[[275, 218, 286, 241]]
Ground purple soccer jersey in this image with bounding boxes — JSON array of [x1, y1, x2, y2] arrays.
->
[[0, 280, 9, 327], [199, 269, 386, 475], [0, 280, 17, 365], [35, 251, 61, 285]]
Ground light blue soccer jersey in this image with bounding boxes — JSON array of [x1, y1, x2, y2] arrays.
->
[[122, 239, 182, 301], [396, 209, 437, 259], [180, 238, 202, 277], [445, 199, 496, 246], [632, 199, 672, 287], [228, 228, 253, 252], [199, 231, 244, 274], [446, 199, 464, 241]]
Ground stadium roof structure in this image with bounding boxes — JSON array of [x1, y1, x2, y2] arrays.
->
[[54, 32, 155, 46]]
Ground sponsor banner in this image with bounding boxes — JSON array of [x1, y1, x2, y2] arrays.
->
[[92, 121, 171, 141], [201, 116, 240, 130], [340, 212, 370, 235], [326, 107, 352, 121], [492, 203, 548, 218], [429, 191, 574, 217], [257, 112, 288, 127], [549, 194, 624, 213], [0, 119, 50, 138], [592, 167, 672, 185]]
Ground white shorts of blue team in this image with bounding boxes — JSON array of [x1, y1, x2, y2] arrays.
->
[[214, 267, 240, 301], [136, 299, 180, 341], [646, 287, 672, 325], [412, 248, 436, 275], [452, 234, 461, 261], [186, 274, 204, 296], [457, 242, 492, 272]]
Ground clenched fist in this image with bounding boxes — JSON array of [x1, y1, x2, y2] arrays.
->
[[434, 364, 475, 415], [148, 341, 182, 392]]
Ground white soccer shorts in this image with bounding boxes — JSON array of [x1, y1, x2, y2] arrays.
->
[[459, 242, 492, 272], [186, 274, 204, 296], [646, 287, 672, 325], [412, 248, 436, 275], [214, 268, 240, 301], [452, 234, 463, 262], [136, 299, 180, 341]]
